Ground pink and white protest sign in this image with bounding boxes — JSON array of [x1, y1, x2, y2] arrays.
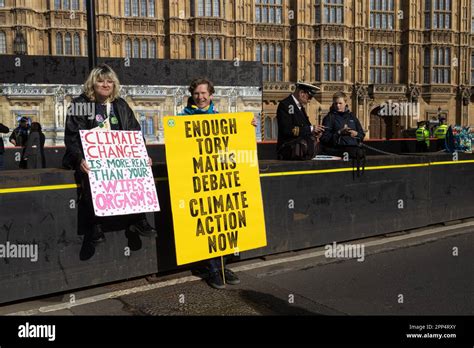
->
[[79, 130, 160, 217]]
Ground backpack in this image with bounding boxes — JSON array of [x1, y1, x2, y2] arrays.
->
[[277, 135, 317, 160]]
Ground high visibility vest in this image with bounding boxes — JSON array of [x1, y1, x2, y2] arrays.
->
[[416, 126, 430, 146], [434, 124, 448, 139]]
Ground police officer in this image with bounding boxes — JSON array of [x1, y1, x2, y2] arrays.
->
[[434, 117, 448, 151], [276, 82, 325, 159], [416, 121, 430, 152]]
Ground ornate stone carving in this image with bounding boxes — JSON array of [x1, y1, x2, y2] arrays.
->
[[458, 84, 471, 106], [352, 82, 368, 102], [407, 83, 421, 103]]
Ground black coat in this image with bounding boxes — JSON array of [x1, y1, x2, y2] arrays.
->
[[320, 109, 365, 148], [0, 123, 8, 154], [9, 125, 29, 147], [63, 94, 141, 170], [24, 131, 46, 169], [276, 95, 312, 150]]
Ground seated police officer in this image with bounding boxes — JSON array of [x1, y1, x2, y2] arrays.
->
[[276, 82, 325, 160]]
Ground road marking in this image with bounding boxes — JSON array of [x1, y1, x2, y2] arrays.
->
[[5, 221, 474, 316], [232, 222, 473, 272]]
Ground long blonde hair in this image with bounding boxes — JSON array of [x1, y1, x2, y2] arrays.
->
[[83, 64, 121, 102]]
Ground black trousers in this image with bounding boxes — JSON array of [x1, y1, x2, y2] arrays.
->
[[416, 141, 429, 153], [77, 171, 145, 231]]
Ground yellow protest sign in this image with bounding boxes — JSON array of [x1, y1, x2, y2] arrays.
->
[[163, 112, 267, 265]]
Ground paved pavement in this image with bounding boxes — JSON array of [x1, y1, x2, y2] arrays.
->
[[1, 223, 472, 317]]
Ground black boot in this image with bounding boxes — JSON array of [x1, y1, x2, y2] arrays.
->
[[128, 219, 157, 238], [91, 224, 106, 244], [125, 229, 142, 251]]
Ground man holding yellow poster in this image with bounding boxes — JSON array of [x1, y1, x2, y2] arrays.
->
[[164, 78, 266, 289]]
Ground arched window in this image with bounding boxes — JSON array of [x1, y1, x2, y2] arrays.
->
[[323, 0, 344, 24], [140, 0, 147, 16], [206, 38, 212, 59], [269, 6, 274, 23], [323, 42, 344, 81], [431, 46, 450, 83], [370, 46, 394, 84], [262, 44, 268, 81], [269, 44, 275, 63], [133, 39, 139, 58], [63, 0, 70, 10], [264, 116, 272, 139], [147, 117, 154, 135], [54, 0, 61, 10], [72, 0, 79, 10], [56, 33, 63, 55], [198, 0, 204, 16], [213, 0, 219, 17], [256, 0, 283, 23], [272, 117, 278, 139], [132, 0, 138, 16], [268, 44, 275, 81], [148, 0, 155, 17], [0, 32, 6, 54], [125, 39, 131, 57], [276, 44, 282, 81], [199, 38, 205, 59], [205, 0, 212, 16], [74, 33, 81, 55], [149, 39, 156, 58], [256, 44, 261, 61], [213, 39, 220, 59], [141, 39, 148, 58], [125, 0, 131, 16], [65, 33, 72, 55]]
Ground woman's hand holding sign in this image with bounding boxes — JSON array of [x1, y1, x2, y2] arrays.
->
[[80, 158, 91, 174]]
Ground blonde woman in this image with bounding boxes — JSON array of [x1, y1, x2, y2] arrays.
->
[[63, 64, 156, 259]]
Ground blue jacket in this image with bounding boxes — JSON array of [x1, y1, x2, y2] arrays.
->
[[320, 108, 365, 148]]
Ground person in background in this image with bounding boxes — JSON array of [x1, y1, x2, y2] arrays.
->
[[179, 77, 256, 289], [434, 117, 448, 151], [63, 64, 157, 260], [415, 121, 430, 152], [24, 122, 46, 169], [9, 117, 30, 147], [9, 117, 30, 169], [0, 122, 9, 170], [276, 82, 325, 160], [320, 92, 365, 157]]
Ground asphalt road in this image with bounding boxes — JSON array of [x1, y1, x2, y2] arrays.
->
[[2, 224, 472, 317]]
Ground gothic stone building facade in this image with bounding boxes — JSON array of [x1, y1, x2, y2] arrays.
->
[[1, 0, 474, 143]]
